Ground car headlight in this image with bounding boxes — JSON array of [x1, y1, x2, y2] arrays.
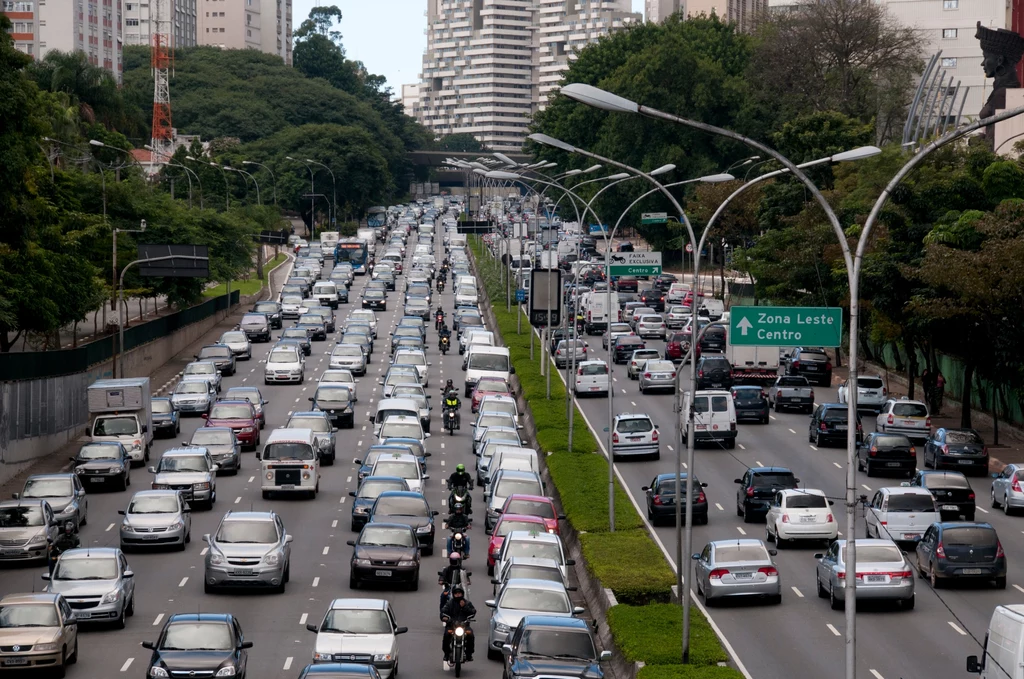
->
[[35, 642, 58, 652], [353, 558, 372, 567], [152, 484, 169, 490], [313, 652, 333, 661], [194, 482, 211, 490], [150, 667, 169, 678], [108, 465, 123, 474], [100, 589, 121, 604], [74, 467, 85, 474], [397, 560, 416, 567], [495, 622, 511, 633], [210, 552, 225, 565], [132, 440, 142, 450], [354, 506, 368, 514], [240, 427, 254, 433], [263, 552, 280, 566], [168, 521, 183, 531], [215, 666, 237, 677], [373, 654, 393, 662], [27, 534, 47, 547], [416, 525, 431, 533]]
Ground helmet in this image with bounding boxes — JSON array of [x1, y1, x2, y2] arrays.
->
[[446, 379, 454, 387], [452, 585, 465, 597], [456, 463, 465, 472], [449, 552, 461, 565]]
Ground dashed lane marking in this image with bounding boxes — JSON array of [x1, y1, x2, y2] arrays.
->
[[755, 461, 763, 467], [790, 586, 804, 598], [738, 444, 746, 450], [283, 658, 293, 671], [862, 484, 872, 491], [234, 497, 241, 504], [809, 445, 818, 451], [715, 503, 724, 511], [869, 671, 885, 679], [312, 577, 320, 587], [948, 622, 967, 636], [178, 577, 188, 587], [153, 614, 164, 626], [769, 415, 777, 421], [322, 546, 330, 555], [833, 462, 842, 468], [120, 658, 135, 672], [106, 523, 115, 532], [248, 476, 255, 483], [300, 613, 308, 625], [736, 527, 746, 535], [332, 520, 338, 528], [826, 624, 841, 637], [201, 547, 208, 556]]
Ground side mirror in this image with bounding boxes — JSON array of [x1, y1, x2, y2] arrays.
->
[[124, 570, 135, 578], [491, 578, 500, 585], [308, 397, 314, 402], [734, 479, 742, 484], [239, 640, 255, 649], [691, 553, 701, 560], [432, 510, 440, 516], [485, 600, 497, 608], [395, 626, 409, 635], [210, 465, 220, 472], [306, 624, 318, 633], [41, 574, 51, 581], [255, 452, 261, 460], [346, 540, 356, 546], [900, 482, 911, 487], [118, 509, 126, 515], [641, 486, 650, 492], [141, 641, 155, 650], [813, 553, 824, 559], [203, 534, 211, 543], [967, 656, 982, 673], [768, 549, 778, 556], [348, 491, 357, 498], [284, 535, 293, 544], [69, 457, 77, 463], [828, 500, 835, 506], [600, 650, 613, 662], [700, 482, 709, 488], [510, 366, 516, 374], [572, 606, 586, 615], [354, 459, 363, 465], [565, 559, 575, 566], [148, 467, 157, 474], [502, 644, 514, 657]]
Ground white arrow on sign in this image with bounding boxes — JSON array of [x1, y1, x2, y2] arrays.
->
[[737, 317, 753, 336]]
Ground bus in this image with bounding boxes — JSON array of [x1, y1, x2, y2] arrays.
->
[[367, 206, 387, 230], [334, 238, 369, 274]]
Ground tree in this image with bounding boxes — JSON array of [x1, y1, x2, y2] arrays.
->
[[435, 133, 487, 152]]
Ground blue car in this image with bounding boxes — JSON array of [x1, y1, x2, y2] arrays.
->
[[347, 476, 410, 531], [151, 397, 180, 438]]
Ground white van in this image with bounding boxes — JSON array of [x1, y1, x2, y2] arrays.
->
[[464, 346, 513, 397], [969, 605, 1024, 678], [370, 398, 420, 437], [449, 233, 467, 249], [700, 298, 725, 321], [863, 487, 939, 543], [259, 428, 320, 499], [312, 281, 340, 309], [682, 390, 738, 449]]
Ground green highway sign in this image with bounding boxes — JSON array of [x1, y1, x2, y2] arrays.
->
[[608, 251, 662, 276], [729, 306, 843, 347], [641, 212, 668, 225]]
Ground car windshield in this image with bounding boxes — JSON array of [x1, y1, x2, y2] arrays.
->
[[53, 557, 118, 580], [93, 415, 142, 436], [0, 506, 44, 527], [941, 526, 997, 547], [777, 377, 808, 387], [947, 431, 983, 445], [506, 500, 554, 518], [209, 405, 251, 419], [520, 629, 596, 659], [0, 605, 59, 628], [886, 494, 936, 512], [632, 351, 659, 361], [922, 474, 971, 489], [360, 526, 416, 547], [841, 546, 902, 563], [128, 495, 179, 514], [282, 296, 304, 305], [254, 303, 278, 312], [364, 290, 385, 299], [241, 315, 265, 325], [336, 346, 362, 356], [646, 361, 673, 372], [187, 363, 215, 375], [396, 353, 426, 366], [199, 348, 230, 359], [374, 461, 419, 479], [222, 332, 247, 343], [299, 315, 323, 325], [161, 622, 234, 650], [732, 389, 762, 402], [321, 609, 392, 635], [23, 478, 72, 498], [477, 379, 510, 393], [496, 478, 542, 497], [191, 430, 233, 446], [158, 456, 208, 473], [479, 414, 515, 429], [786, 493, 828, 509], [263, 442, 314, 461], [385, 374, 419, 387], [269, 350, 298, 363], [358, 480, 405, 498], [872, 435, 910, 449], [506, 565, 562, 584], [857, 377, 884, 389], [152, 400, 173, 414], [617, 418, 653, 434], [78, 445, 121, 460], [892, 403, 928, 418], [496, 519, 544, 537], [481, 402, 516, 418], [506, 540, 560, 562], [289, 417, 331, 433], [380, 423, 422, 439], [823, 410, 849, 422], [751, 473, 796, 489], [316, 388, 351, 403], [714, 544, 769, 562], [175, 382, 208, 395], [283, 330, 308, 339], [392, 387, 426, 400], [216, 521, 278, 544], [227, 389, 260, 404], [499, 588, 569, 613], [581, 364, 607, 375]]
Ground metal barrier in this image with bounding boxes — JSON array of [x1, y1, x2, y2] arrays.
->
[[0, 374, 91, 461]]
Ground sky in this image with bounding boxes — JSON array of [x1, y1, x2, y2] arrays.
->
[[290, 0, 647, 96]]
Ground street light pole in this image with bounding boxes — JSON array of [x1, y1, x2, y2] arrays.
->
[[89, 139, 152, 191], [226, 165, 261, 205], [210, 162, 230, 210], [242, 160, 277, 205], [306, 159, 336, 227], [287, 156, 318, 237]]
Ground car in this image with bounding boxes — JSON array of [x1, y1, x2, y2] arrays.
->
[[362, 289, 387, 310], [636, 314, 667, 339], [731, 386, 770, 423], [183, 360, 222, 392], [876, 398, 932, 442], [498, 495, 563, 534], [16, 473, 87, 529], [348, 309, 378, 336], [627, 349, 662, 380], [665, 305, 691, 329], [698, 325, 727, 352], [252, 301, 283, 328], [764, 488, 837, 545], [642, 472, 708, 526], [203, 510, 292, 593], [389, 385, 433, 433], [170, 377, 217, 415], [612, 336, 645, 364], [784, 347, 833, 386], [610, 413, 660, 461], [693, 539, 781, 606], [695, 355, 734, 390], [287, 412, 337, 464], [187, 427, 240, 474], [863, 486, 939, 543], [225, 386, 269, 428], [330, 344, 368, 375], [553, 339, 588, 369], [628, 306, 657, 328], [318, 369, 359, 401], [814, 539, 914, 610], [297, 664, 382, 679], [638, 289, 665, 312], [404, 298, 430, 320], [856, 432, 916, 478], [151, 397, 181, 437], [118, 489, 191, 551], [344, 331, 375, 358], [281, 327, 313, 355], [239, 312, 272, 342], [767, 376, 814, 413], [297, 313, 329, 341], [485, 579, 584, 660], [502, 615, 611, 679], [348, 477, 411, 531], [203, 399, 260, 451], [0, 500, 59, 563], [735, 467, 799, 523], [149, 447, 217, 510], [494, 531, 575, 584], [923, 427, 988, 474], [70, 442, 132, 490], [471, 376, 513, 413], [915, 522, 1006, 589], [218, 331, 252, 360], [473, 411, 522, 453], [346, 522, 421, 590], [309, 383, 356, 429], [491, 557, 569, 595], [380, 368, 421, 399], [666, 331, 700, 363], [836, 374, 888, 412], [487, 514, 550, 574], [0, 593, 79, 674], [991, 463, 1024, 514], [602, 322, 634, 349], [305, 599, 407, 678], [614, 275, 638, 292], [808, 403, 864, 448], [280, 294, 308, 319], [142, 613, 252, 679], [392, 349, 430, 387], [906, 469, 976, 520], [264, 345, 305, 384], [638, 359, 676, 394], [42, 547, 135, 627], [365, 490, 438, 554]]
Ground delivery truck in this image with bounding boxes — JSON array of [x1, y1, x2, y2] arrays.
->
[[86, 378, 154, 466], [724, 339, 781, 384]]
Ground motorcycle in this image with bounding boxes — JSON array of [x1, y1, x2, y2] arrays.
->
[[437, 564, 471, 612], [444, 616, 476, 677], [447, 528, 469, 556], [437, 279, 446, 293], [444, 407, 459, 435], [440, 336, 450, 355], [448, 483, 471, 514], [47, 520, 80, 576], [435, 313, 445, 332]]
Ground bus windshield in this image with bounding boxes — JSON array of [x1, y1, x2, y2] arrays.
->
[[335, 241, 368, 269]]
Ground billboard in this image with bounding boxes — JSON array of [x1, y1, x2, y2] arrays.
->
[[137, 244, 210, 278]]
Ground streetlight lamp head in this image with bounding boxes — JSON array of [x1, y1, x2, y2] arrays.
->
[[527, 133, 576, 153], [830, 146, 882, 162], [541, 161, 558, 169], [186, 156, 197, 161], [562, 169, 583, 176], [486, 171, 521, 180], [285, 156, 296, 161], [304, 159, 315, 163], [583, 164, 602, 173], [561, 83, 640, 114], [470, 162, 490, 171], [650, 164, 676, 176], [209, 162, 219, 167], [606, 172, 631, 180], [242, 160, 254, 165], [699, 173, 736, 183], [493, 152, 516, 166], [88, 139, 105, 147], [472, 168, 488, 175]]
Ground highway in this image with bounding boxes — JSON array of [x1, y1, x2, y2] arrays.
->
[[0, 227, 524, 679]]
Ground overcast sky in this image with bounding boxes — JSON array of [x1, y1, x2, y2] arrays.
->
[[290, 0, 647, 95]]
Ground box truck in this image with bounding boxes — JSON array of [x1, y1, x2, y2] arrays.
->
[[86, 378, 153, 465]]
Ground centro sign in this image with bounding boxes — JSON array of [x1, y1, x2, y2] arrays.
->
[[729, 306, 843, 347]]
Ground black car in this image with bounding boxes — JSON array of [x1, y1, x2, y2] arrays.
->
[[297, 314, 328, 341], [309, 384, 355, 429], [348, 476, 410, 531], [252, 301, 283, 329], [143, 613, 252, 679], [362, 289, 387, 310], [614, 276, 638, 292], [809, 403, 863, 448], [915, 522, 1005, 589], [695, 355, 734, 390], [908, 470, 976, 521], [280, 328, 312, 355], [653, 274, 679, 292], [856, 432, 917, 477], [70, 442, 132, 490], [642, 472, 709, 526], [307, 307, 336, 333], [196, 344, 236, 376], [785, 347, 833, 386], [923, 428, 988, 475], [612, 336, 646, 364], [346, 522, 421, 589], [151, 397, 180, 437], [731, 386, 769, 424], [699, 326, 727, 353], [503, 615, 610, 679], [549, 327, 570, 354], [735, 467, 799, 523], [367, 491, 439, 555], [377, 272, 397, 291], [298, 663, 381, 679], [638, 288, 665, 312]]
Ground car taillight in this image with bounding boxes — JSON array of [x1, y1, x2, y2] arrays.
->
[[909, 447, 916, 457], [758, 566, 779, 577], [761, 389, 768, 399], [887, 414, 894, 425], [968, 491, 975, 500], [1013, 478, 1022, 493], [652, 495, 663, 506], [856, 423, 863, 431], [781, 513, 790, 523], [940, 444, 949, 454], [652, 430, 659, 442], [820, 422, 828, 431], [612, 433, 619, 443], [936, 542, 946, 558], [869, 447, 877, 457], [699, 370, 704, 378], [708, 568, 729, 579], [670, 372, 676, 378], [809, 389, 814, 400], [825, 362, 833, 371], [696, 491, 706, 503], [746, 487, 754, 497], [925, 417, 932, 428], [882, 387, 887, 395], [792, 360, 800, 369], [578, 369, 583, 376], [837, 571, 845, 579], [997, 541, 1005, 558], [826, 513, 834, 523], [644, 372, 652, 379]]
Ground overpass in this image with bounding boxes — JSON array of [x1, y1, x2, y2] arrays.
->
[[407, 150, 533, 190]]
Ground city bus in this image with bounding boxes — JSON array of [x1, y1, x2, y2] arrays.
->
[[334, 238, 369, 274]]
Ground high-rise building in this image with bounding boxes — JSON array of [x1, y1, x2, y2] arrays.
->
[[648, 0, 764, 31], [646, 0, 683, 22], [537, 0, 641, 106], [195, 0, 290, 64], [123, 0, 197, 49], [401, 83, 420, 116], [3, 0, 124, 81]]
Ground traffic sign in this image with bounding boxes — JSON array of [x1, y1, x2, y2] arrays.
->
[[641, 212, 668, 225], [729, 306, 843, 347], [515, 289, 526, 303], [685, 243, 693, 253], [608, 251, 662, 276]]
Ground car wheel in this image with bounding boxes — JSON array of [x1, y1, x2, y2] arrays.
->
[[1005, 495, 1014, 516], [965, 512, 975, 521], [205, 582, 215, 594], [996, 576, 1007, 589], [992, 489, 1000, 508], [349, 574, 359, 589], [814, 432, 822, 448], [126, 596, 135, 617], [114, 605, 126, 629], [68, 638, 78, 664], [55, 647, 67, 678], [865, 461, 874, 478], [930, 564, 942, 589], [742, 506, 754, 523], [766, 526, 774, 543], [185, 530, 191, 544], [902, 595, 915, 610], [829, 583, 843, 610], [816, 576, 828, 598]]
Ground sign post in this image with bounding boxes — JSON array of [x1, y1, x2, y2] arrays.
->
[[641, 212, 668, 225], [607, 251, 662, 277], [729, 306, 843, 347]]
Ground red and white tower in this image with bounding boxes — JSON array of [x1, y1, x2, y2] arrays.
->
[[149, 0, 173, 158]]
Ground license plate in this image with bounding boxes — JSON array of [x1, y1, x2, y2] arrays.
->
[[233, 569, 253, 576], [375, 570, 393, 577], [836, 425, 848, 431], [143, 534, 159, 540], [3, 658, 28, 666], [958, 460, 973, 465], [942, 504, 958, 511], [281, 484, 295, 490], [75, 611, 91, 619], [1, 548, 23, 556], [903, 533, 921, 540], [590, 387, 601, 391], [866, 575, 887, 583], [903, 420, 917, 426], [629, 436, 643, 441], [90, 477, 105, 483], [711, 383, 722, 388], [886, 462, 902, 467], [962, 568, 983, 575], [800, 515, 816, 523], [805, 365, 817, 371], [734, 572, 753, 579]]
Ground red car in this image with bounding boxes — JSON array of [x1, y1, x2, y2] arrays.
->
[[499, 494, 564, 535], [487, 514, 549, 574], [666, 332, 701, 363], [202, 399, 260, 450], [471, 376, 513, 413]]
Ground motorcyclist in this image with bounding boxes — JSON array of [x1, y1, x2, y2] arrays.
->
[[47, 520, 80, 577], [437, 277, 446, 293], [443, 385, 461, 430], [446, 502, 472, 556], [435, 309, 446, 330], [447, 463, 474, 514], [441, 585, 476, 663], [439, 322, 451, 340], [438, 551, 470, 610]]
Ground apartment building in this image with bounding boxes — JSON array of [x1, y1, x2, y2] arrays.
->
[[123, 0, 197, 49], [648, 0, 764, 32], [3, 0, 124, 81], [195, 0, 290, 64], [401, 83, 420, 115], [646, 0, 682, 22]]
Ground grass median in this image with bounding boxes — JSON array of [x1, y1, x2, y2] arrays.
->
[[204, 252, 288, 298]]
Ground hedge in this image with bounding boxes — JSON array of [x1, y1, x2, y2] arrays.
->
[[580, 531, 675, 604], [639, 665, 745, 679], [607, 604, 729, 666], [547, 453, 644, 533]]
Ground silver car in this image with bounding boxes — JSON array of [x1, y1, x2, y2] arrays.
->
[[627, 349, 663, 379], [388, 385, 432, 433], [264, 345, 305, 384], [16, 473, 88, 529], [602, 322, 634, 349], [329, 344, 367, 376], [43, 547, 136, 627], [636, 314, 667, 339], [118, 490, 191, 551], [204, 511, 293, 593], [814, 539, 915, 610], [992, 463, 1024, 514], [0, 500, 58, 564], [183, 360, 222, 392], [692, 539, 781, 606], [553, 340, 588, 369], [219, 331, 252, 360], [472, 412, 522, 454], [187, 427, 240, 474], [149, 448, 218, 509], [347, 310, 378, 337], [286, 412, 337, 463], [610, 413, 660, 461], [638, 359, 677, 394], [485, 579, 583, 658], [280, 294, 309, 319], [170, 378, 216, 415], [319, 369, 359, 402], [665, 305, 691, 329]]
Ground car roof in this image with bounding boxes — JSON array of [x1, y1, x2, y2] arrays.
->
[[290, 411, 330, 419], [779, 488, 824, 497], [372, 453, 419, 464], [505, 494, 552, 504], [0, 593, 60, 605], [0, 498, 50, 509], [129, 489, 181, 500], [748, 466, 793, 474], [880, 486, 933, 495], [504, 530, 559, 544], [614, 413, 652, 420], [196, 426, 233, 434], [162, 447, 209, 456], [710, 538, 768, 549], [211, 399, 251, 407], [221, 511, 276, 522], [500, 578, 568, 593], [59, 547, 119, 560], [328, 598, 388, 611], [167, 613, 234, 623], [519, 615, 591, 631], [27, 473, 75, 481]]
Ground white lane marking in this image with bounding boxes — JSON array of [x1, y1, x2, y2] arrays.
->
[[332, 520, 338, 528], [809, 445, 818, 451], [283, 657, 293, 671], [106, 523, 115, 532], [769, 415, 777, 421], [441, 460, 446, 466], [788, 428, 796, 434], [682, 462, 688, 469], [667, 445, 673, 451], [790, 586, 804, 598], [362, 425, 367, 431], [120, 658, 135, 672], [441, 443, 446, 450], [295, 397, 301, 403], [201, 547, 209, 556], [153, 613, 164, 626], [357, 440, 363, 447], [948, 621, 968, 636], [346, 476, 352, 483], [833, 462, 842, 468], [322, 546, 330, 555], [738, 444, 745, 450], [621, 389, 627, 394], [826, 624, 841, 637], [178, 577, 188, 587], [869, 671, 885, 679], [241, 378, 247, 383], [755, 461, 763, 467], [340, 497, 347, 504], [736, 527, 746, 535], [631, 401, 637, 407], [862, 484, 872, 491], [234, 496, 241, 504], [248, 476, 255, 483], [313, 577, 320, 587], [1013, 584, 1024, 594], [977, 507, 989, 514], [300, 613, 308, 625], [714, 503, 724, 511]]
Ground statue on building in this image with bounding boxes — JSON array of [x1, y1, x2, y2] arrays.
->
[[976, 22, 1024, 144]]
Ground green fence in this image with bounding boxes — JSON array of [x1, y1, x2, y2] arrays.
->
[[0, 291, 239, 382]]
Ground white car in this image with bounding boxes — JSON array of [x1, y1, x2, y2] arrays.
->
[[837, 375, 888, 412], [319, 369, 358, 401], [280, 294, 308, 319], [603, 323, 633, 349], [636, 314, 667, 339], [392, 349, 430, 387], [574, 360, 610, 397], [765, 488, 838, 545], [264, 346, 305, 384], [348, 310, 378, 337], [218, 331, 252, 360], [329, 344, 367, 376], [307, 599, 408, 678], [455, 286, 479, 307], [863, 487, 939, 543], [369, 451, 427, 493], [875, 398, 931, 442]]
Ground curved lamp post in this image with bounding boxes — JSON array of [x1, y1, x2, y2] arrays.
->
[[306, 159, 336, 227], [242, 160, 278, 205], [145, 145, 203, 209]]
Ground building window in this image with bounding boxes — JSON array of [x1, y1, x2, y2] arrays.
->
[[125, 17, 138, 25], [942, 57, 958, 67], [246, 29, 251, 36], [942, 28, 957, 39], [219, 27, 224, 31], [943, 0, 958, 7]]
